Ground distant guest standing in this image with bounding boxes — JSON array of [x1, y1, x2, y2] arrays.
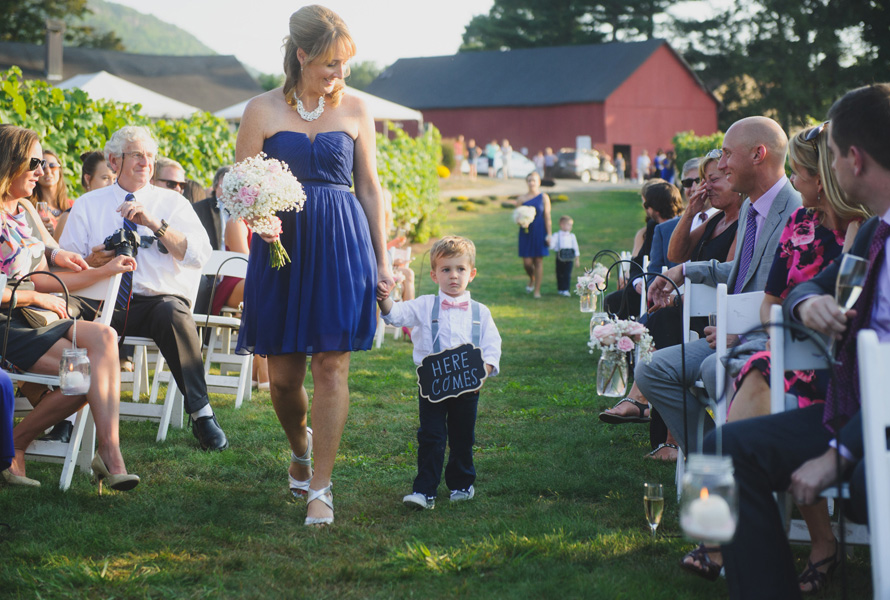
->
[[485, 140, 499, 178], [466, 139, 479, 181], [517, 171, 552, 298]]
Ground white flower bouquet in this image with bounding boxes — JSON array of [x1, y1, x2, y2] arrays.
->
[[513, 205, 536, 232], [219, 153, 307, 268], [588, 318, 654, 363]]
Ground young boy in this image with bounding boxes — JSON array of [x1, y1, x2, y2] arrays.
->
[[550, 215, 581, 296], [379, 236, 502, 509]]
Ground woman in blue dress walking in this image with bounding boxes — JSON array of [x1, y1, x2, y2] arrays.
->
[[517, 171, 552, 298], [235, 5, 393, 526]]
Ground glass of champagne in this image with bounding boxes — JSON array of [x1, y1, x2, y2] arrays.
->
[[644, 482, 664, 539], [36, 201, 49, 219], [835, 254, 869, 313]]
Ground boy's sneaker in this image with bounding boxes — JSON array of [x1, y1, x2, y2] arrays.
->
[[403, 492, 435, 510], [449, 486, 475, 502], [558, 290, 571, 297]]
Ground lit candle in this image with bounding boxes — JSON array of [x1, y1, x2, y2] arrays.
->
[[681, 488, 736, 542], [62, 371, 88, 394]]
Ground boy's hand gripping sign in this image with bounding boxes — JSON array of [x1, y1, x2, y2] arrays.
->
[[416, 343, 487, 403]]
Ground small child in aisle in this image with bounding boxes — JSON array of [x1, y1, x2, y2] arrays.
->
[[378, 236, 502, 509], [551, 215, 581, 296]]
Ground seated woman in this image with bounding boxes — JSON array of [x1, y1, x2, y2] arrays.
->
[[680, 124, 871, 594], [601, 155, 744, 461], [30, 149, 70, 236], [0, 124, 138, 490], [210, 217, 269, 390]]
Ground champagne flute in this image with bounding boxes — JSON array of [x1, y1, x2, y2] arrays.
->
[[644, 482, 664, 539], [36, 201, 49, 219], [835, 254, 869, 313]]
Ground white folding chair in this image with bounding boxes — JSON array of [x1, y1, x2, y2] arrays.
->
[[769, 305, 870, 545], [10, 272, 122, 490], [857, 329, 890, 598], [714, 283, 764, 426]]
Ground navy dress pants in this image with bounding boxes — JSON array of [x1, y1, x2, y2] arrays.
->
[[413, 391, 479, 498]]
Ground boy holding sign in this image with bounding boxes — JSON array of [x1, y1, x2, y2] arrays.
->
[[379, 236, 501, 510]]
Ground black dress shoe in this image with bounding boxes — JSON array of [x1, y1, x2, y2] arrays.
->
[[191, 414, 229, 451], [39, 420, 74, 443]]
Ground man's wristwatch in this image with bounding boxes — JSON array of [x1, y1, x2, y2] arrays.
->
[[155, 219, 169, 238]]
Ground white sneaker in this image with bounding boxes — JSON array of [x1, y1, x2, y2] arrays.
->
[[559, 290, 571, 297], [403, 492, 435, 510], [449, 486, 475, 502]]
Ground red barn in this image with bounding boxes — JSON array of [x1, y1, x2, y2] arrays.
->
[[365, 39, 719, 176]]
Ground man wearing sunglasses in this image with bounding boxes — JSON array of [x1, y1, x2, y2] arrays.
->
[[59, 125, 228, 452], [153, 156, 187, 193]]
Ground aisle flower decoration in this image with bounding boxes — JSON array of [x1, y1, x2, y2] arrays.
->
[[513, 205, 536, 232], [588, 317, 654, 397], [219, 153, 306, 268], [574, 263, 609, 296]]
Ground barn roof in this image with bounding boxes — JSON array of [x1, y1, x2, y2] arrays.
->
[[0, 42, 262, 113], [366, 39, 714, 110]]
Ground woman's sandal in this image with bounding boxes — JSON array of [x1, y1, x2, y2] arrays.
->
[[599, 398, 651, 424], [288, 427, 313, 500], [798, 544, 839, 594], [304, 484, 334, 526], [644, 442, 679, 461], [680, 543, 723, 581]]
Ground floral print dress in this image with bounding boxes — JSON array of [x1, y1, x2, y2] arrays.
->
[[734, 207, 845, 408]]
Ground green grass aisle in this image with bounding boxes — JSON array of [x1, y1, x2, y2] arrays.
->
[[0, 190, 871, 599]]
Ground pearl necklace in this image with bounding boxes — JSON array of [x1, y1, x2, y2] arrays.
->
[[295, 93, 325, 122]]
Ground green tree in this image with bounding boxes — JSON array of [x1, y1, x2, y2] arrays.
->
[[346, 61, 383, 91], [0, 0, 123, 50], [674, 0, 890, 132], [460, 0, 672, 51], [257, 73, 284, 92]]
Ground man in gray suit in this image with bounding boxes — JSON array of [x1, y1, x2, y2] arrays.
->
[[634, 116, 802, 455]]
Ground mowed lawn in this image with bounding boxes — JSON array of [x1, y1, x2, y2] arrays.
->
[[0, 187, 873, 599]]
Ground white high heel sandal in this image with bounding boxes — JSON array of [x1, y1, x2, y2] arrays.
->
[[288, 427, 313, 499], [304, 484, 334, 526]]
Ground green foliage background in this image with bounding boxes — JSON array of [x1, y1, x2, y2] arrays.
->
[[376, 124, 442, 243], [0, 66, 235, 193], [671, 130, 725, 172]]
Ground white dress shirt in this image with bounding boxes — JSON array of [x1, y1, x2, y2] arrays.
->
[[59, 182, 212, 301], [383, 291, 502, 376], [550, 230, 580, 256]]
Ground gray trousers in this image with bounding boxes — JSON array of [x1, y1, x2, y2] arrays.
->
[[634, 338, 719, 455]]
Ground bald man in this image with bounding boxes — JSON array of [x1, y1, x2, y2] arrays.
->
[[633, 116, 801, 458]]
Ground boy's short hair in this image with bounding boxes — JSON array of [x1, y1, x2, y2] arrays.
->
[[559, 215, 573, 224], [430, 235, 476, 269]]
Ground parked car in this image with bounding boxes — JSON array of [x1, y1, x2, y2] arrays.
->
[[461, 150, 537, 179], [552, 149, 600, 182]]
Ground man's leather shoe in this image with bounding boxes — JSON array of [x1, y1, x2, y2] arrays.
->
[[192, 414, 228, 451], [39, 420, 73, 443]]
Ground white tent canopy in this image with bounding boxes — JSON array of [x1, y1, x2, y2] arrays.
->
[[214, 87, 423, 125], [57, 71, 201, 119]]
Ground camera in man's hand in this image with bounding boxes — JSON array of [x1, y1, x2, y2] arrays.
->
[[103, 228, 141, 258]]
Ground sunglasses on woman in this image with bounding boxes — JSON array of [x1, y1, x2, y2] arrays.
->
[[681, 177, 701, 189], [706, 149, 723, 159], [28, 157, 48, 171]]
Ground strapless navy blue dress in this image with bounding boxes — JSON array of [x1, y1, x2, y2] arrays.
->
[[237, 131, 377, 355]]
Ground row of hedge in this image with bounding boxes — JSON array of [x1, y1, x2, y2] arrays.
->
[[0, 66, 444, 242]]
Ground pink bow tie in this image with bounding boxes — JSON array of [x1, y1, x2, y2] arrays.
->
[[441, 299, 469, 311]]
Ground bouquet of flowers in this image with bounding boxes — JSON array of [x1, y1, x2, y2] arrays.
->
[[575, 263, 609, 296], [588, 318, 654, 363], [513, 205, 536, 232], [219, 153, 307, 268]]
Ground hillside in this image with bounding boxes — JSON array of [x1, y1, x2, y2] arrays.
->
[[80, 0, 217, 56]]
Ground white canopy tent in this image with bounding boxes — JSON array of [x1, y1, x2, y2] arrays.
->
[[214, 87, 423, 126], [57, 71, 201, 119]]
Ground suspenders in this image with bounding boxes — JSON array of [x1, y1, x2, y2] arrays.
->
[[430, 295, 481, 353]]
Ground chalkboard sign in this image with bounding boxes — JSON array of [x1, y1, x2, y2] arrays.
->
[[416, 343, 487, 403]]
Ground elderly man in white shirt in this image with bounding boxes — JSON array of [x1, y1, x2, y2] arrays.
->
[[59, 125, 227, 451]]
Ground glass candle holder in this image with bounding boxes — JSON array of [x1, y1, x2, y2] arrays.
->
[[679, 454, 738, 543], [579, 289, 595, 312], [59, 348, 91, 395]]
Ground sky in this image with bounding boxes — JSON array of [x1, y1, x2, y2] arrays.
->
[[110, 0, 497, 74]]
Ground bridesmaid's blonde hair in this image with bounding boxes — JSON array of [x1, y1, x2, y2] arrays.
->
[[282, 5, 356, 109]]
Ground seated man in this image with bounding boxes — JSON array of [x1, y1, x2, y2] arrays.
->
[[635, 116, 801, 456], [707, 83, 889, 600], [59, 125, 228, 451]]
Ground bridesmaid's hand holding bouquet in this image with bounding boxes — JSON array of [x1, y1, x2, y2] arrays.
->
[[220, 153, 306, 268]]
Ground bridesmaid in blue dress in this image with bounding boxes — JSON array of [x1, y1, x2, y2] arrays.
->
[[235, 5, 393, 526], [516, 171, 552, 297]]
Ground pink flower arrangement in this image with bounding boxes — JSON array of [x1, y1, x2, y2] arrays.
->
[[589, 317, 654, 362]]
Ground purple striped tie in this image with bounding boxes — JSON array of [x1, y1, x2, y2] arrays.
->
[[825, 220, 890, 432], [115, 193, 137, 310], [732, 203, 758, 294]]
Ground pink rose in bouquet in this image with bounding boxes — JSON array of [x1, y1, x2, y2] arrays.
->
[[617, 336, 635, 353]]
